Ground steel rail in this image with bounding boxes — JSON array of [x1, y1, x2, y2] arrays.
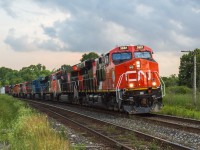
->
[[151, 114, 200, 125], [27, 100, 193, 150], [29, 102, 133, 150]]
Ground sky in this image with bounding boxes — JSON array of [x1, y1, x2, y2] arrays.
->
[[0, 0, 200, 77]]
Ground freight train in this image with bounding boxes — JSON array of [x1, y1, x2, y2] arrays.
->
[[5, 45, 165, 114]]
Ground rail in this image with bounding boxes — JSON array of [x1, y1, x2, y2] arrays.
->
[[27, 100, 193, 150]]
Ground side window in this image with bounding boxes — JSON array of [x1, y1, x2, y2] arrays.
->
[[98, 57, 102, 64], [105, 54, 109, 65]]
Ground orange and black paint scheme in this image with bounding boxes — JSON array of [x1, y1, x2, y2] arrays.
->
[[10, 45, 165, 114]]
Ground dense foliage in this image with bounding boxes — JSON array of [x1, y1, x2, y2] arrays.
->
[[0, 52, 100, 86], [80, 52, 99, 62], [56, 64, 73, 73], [178, 49, 200, 89], [166, 86, 192, 94], [161, 74, 179, 87], [0, 64, 51, 86]]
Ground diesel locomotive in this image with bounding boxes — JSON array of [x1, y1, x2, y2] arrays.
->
[[7, 45, 165, 114]]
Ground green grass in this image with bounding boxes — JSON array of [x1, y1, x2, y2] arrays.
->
[[159, 87, 200, 120], [0, 94, 70, 150]]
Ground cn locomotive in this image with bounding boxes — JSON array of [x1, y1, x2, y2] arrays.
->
[[7, 45, 165, 114]]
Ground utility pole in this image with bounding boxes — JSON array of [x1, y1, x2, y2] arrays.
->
[[181, 50, 197, 105], [194, 53, 196, 105]]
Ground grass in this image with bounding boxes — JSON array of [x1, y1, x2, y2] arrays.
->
[[159, 88, 200, 120], [103, 125, 116, 134], [0, 94, 70, 150]]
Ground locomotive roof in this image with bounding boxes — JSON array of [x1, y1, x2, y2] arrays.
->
[[71, 45, 153, 71], [109, 45, 153, 54]]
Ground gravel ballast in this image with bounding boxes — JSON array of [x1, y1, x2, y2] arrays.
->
[[53, 104, 200, 149]]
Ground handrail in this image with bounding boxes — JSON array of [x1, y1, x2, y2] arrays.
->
[[154, 71, 165, 97], [116, 73, 125, 102], [116, 71, 137, 102]]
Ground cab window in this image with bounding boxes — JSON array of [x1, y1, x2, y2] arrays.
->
[[112, 52, 132, 64], [134, 51, 151, 59], [112, 52, 132, 61]]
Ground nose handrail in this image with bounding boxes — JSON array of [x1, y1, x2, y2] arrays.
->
[[116, 71, 166, 103], [153, 71, 165, 97]]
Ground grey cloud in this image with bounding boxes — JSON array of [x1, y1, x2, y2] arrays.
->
[[35, 0, 200, 53], [41, 25, 57, 38], [0, 0, 17, 18], [5, 0, 200, 53], [4, 28, 65, 52], [5, 35, 32, 52], [4, 29, 31, 51], [36, 39, 67, 51]]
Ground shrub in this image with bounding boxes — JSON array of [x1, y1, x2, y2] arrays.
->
[[0, 95, 70, 149], [166, 86, 192, 94]]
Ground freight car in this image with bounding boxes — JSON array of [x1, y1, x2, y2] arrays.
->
[[11, 45, 165, 114]]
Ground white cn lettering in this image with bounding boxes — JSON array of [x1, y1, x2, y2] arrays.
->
[[147, 70, 151, 81], [138, 70, 146, 81]]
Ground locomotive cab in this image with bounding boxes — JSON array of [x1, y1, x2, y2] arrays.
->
[[111, 45, 165, 114]]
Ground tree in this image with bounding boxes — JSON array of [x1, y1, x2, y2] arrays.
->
[[80, 52, 99, 62], [178, 49, 200, 88], [0, 64, 51, 86], [162, 74, 178, 87], [60, 64, 72, 72]]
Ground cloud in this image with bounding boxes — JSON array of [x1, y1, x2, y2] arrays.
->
[[33, 0, 200, 53], [3, 0, 200, 54], [37, 39, 67, 51], [0, 0, 17, 18], [41, 25, 57, 38], [192, 7, 200, 14], [4, 28, 67, 52], [169, 20, 183, 30], [2, 0, 200, 76], [4, 28, 36, 52], [135, 4, 154, 17]]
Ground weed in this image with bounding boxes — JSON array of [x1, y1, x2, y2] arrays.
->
[[71, 144, 86, 150], [0, 95, 71, 149], [160, 88, 200, 120], [104, 125, 116, 133]]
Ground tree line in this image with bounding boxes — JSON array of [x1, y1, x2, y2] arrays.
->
[[0, 50, 199, 90], [0, 52, 99, 87], [0, 64, 51, 87]]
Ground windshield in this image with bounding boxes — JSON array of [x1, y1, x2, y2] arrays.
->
[[134, 51, 151, 59], [112, 52, 132, 61]]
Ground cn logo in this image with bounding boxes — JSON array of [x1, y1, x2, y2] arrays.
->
[[138, 70, 151, 81]]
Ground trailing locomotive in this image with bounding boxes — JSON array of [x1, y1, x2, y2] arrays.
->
[[8, 45, 165, 114]]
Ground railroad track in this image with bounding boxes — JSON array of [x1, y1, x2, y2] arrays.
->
[[135, 113, 200, 134], [25, 99, 192, 150], [54, 101, 200, 136], [44, 100, 200, 136]]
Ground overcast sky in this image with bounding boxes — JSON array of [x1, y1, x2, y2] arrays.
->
[[0, 0, 200, 76]]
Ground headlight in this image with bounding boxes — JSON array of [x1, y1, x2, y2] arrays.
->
[[129, 83, 134, 88], [136, 61, 140, 68], [129, 65, 133, 70], [152, 82, 157, 86]]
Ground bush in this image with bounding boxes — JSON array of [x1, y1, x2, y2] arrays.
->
[[0, 95, 70, 149], [166, 86, 192, 94]]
